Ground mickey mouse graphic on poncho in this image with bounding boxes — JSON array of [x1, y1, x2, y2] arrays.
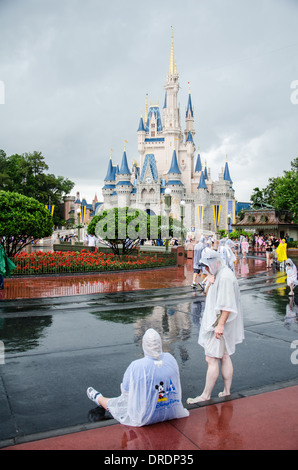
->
[[155, 380, 177, 403], [155, 382, 166, 401]]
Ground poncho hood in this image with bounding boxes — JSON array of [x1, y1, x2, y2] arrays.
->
[[142, 328, 163, 360], [200, 251, 225, 275]]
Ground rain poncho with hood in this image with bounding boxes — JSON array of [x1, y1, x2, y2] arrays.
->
[[193, 236, 207, 271], [225, 239, 237, 272], [276, 240, 287, 263], [198, 251, 244, 358], [218, 239, 236, 272], [286, 259, 298, 288], [107, 329, 189, 427]]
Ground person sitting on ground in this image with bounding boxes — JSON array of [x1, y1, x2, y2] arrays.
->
[[87, 328, 189, 427]]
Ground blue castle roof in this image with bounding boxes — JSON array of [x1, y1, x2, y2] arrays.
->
[[186, 130, 194, 143], [168, 150, 181, 174], [186, 93, 193, 117], [223, 162, 233, 183], [104, 159, 116, 181], [118, 151, 131, 175], [194, 153, 202, 173], [145, 106, 162, 132], [140, 154, 158, 182], [137, 116, 145, 132], [197, 171, 207, 189]]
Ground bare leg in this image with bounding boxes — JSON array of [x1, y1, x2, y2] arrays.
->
[[187, 356, 219, 404], [218, 354, 233, 397], [87, 387, 109, 410], [97, 395, 109, 410]]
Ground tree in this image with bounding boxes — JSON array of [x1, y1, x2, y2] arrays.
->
[[0, 191, 53, 257], [0, 150, 74, 225], [87, 207, 182, 255], [250, 158, 298, 221]]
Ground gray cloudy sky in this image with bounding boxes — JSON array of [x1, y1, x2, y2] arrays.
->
[[0, 0, 297, 204]]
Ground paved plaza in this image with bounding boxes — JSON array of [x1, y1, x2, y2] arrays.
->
[[0, 256, 298, 450]]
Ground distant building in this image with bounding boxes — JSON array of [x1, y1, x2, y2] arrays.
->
[[234, 206, 298, 240], [63, 192, 102, 226]]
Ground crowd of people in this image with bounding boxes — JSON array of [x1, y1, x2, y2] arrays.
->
[[190, 234, 297, 297]]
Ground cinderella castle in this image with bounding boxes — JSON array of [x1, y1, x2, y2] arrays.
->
[[101, 33, 236, 235]]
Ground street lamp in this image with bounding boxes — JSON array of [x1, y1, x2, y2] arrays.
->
[[180, 200, 185, 245], [164, 187, 172, 214], [76, 208, 82, 242], [164, 188, 172, 251]]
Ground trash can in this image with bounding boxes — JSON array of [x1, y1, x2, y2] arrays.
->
[[186, 244, 193, 260], [171, 246, 185, 266]]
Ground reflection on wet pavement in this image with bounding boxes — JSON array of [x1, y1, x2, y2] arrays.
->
[[0, 257, 279, 300]]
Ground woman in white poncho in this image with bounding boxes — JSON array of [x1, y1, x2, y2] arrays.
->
[[286, 258, 298, 296], [87, 328, 189, 426], [187, 251, 244, 404]]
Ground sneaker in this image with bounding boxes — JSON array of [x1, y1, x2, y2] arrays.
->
[[87, 387, 102, 406], [191, 283, 197, 289]]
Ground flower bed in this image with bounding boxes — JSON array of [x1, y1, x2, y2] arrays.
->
[[12, 250, 176, 275]]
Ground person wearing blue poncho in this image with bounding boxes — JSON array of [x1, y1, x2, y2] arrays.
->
[[87, 328, 189, 426]]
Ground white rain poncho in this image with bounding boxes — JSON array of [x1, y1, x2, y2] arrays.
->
[[224, 239, 237, 272], [218, 238, 228, 265], [107, 329, 189, 427], [286, 259, 298, 288], [218, 238, 236, 270], [198, 251, 244, 357], [193, 236, 207, 270]]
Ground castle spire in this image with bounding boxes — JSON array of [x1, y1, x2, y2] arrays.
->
[[223, 160, 233, 183], [169, 27, 177, 76], [144, 94, 148, 125], [186, 84, 193, 118]]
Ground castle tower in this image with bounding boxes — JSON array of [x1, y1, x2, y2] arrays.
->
[[185, 85, 195, 139], [116, 150, 133, 207]]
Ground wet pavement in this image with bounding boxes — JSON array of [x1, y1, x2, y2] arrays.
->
[[0, 255, 298, 450]]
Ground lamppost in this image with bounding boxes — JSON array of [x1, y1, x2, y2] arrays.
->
[[76, 208, 82, 242], [180, 200, 185, 245], [164, 188, 172, 251]]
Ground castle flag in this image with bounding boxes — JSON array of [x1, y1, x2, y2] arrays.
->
[[198, 205, 204, 226], [212, 205, 221, 230], [45, 205, 55, 216]]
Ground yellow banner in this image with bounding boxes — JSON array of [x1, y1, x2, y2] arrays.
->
[[212, 205, 221, 229], [198, 205, 204, 226], [45, 205, 55, 216]]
